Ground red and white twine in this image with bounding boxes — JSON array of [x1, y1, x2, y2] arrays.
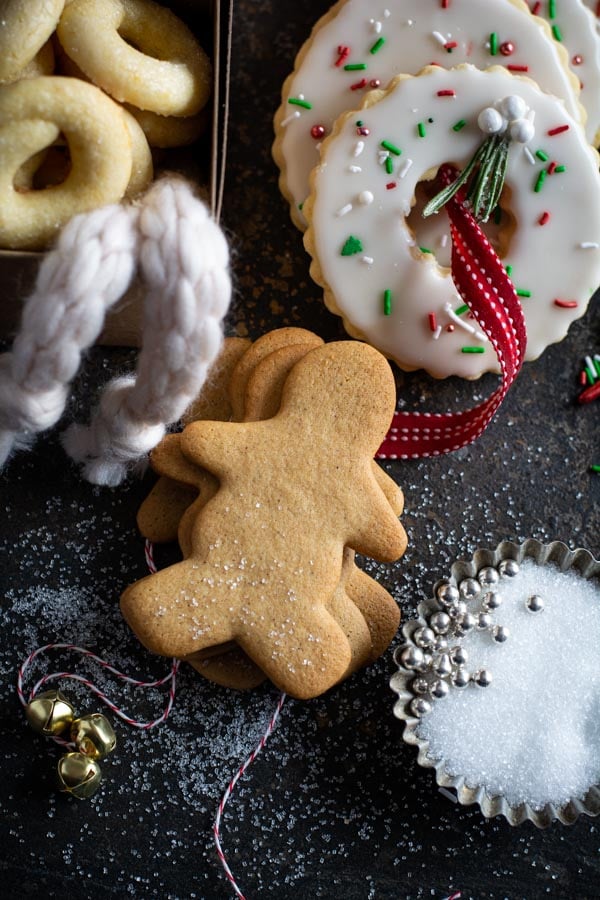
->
[[376, 163, 527, 460]]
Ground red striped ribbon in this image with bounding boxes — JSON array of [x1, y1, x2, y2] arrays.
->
[[376, 163, 527, 459]]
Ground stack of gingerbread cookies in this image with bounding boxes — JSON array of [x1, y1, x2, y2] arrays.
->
[[122, 329, 408, 699]]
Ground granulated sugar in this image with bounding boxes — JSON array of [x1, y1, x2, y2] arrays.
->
[[416, 560, 600, 810]]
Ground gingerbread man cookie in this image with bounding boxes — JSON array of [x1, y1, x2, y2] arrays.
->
[[121, 341, 406, 699]]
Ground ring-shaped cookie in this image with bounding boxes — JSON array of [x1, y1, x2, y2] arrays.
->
[[0, 0, 64, 82], [57, 0, 212, 116], [304, 65, 600, 379], [0, 76, 132, 249], [273, 0, 584, 230]]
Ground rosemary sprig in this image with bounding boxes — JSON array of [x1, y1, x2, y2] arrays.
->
[[423, 133, 511, 223]]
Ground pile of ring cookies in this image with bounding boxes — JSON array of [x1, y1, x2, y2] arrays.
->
[[0, 0, 212, 250], [273, 0, 600, 381], [122, 329, 408, 700]]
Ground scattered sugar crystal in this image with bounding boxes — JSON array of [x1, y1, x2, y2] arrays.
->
[[416, 559, 600, 810]]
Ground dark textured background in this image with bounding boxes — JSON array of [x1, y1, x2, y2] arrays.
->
[[1, 1, 600, 897]]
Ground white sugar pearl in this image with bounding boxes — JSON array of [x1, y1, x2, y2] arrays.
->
[[477, 107, 505, 135], [510, 118, 535, 144], [499, 94, 528, 121], [358, 190, 374, 205]]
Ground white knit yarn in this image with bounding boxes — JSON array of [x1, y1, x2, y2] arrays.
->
[[0, 177, 231, 486], [0, 204, 139, 467], [62, 178, 231, 486]]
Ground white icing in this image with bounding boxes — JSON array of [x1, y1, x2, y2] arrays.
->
[[533, 0, 600, 144], [275, 0, 584, 226], [305, 65, 600, 379]]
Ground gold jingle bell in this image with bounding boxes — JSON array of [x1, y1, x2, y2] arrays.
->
[[57, 752, 102, 799], [70, 713, 116, 760], [25, 689, 75, 737]]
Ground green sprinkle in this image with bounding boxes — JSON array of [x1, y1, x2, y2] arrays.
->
[[452, 119, 467, 132], [417, 122, 426, 138], [555, 164, 566, 173], [381, 140, 402, 156], [298, 202, 304, 211], [585, 365, 597, 384], [535, 149, 549, 161], [288, 97, 312, 109], [494, 205, 502, 225], [385, 156, 394, 174], [594, 358, 600, 377], [590, 464, 600, 473], [383, 289, 392, 316], [341, 235, 363, 256], [344, 62, 367, 71], [549, 0, 556, 18], [462, 346, 485, 354], [552, 24, 562, 42], [506, 264, 513, 277], [534, 169, 547, 192], [455, 304, 469, 316], [419, 247, 433, 254], [489, 32, 498, 56], [370, 37, 386, 55], [516, 288, 532, 298]]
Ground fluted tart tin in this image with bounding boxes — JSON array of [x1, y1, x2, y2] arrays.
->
[[390, 539, 600, 828]]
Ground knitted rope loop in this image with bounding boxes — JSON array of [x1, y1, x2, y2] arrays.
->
[[0, 176, 232, 483]]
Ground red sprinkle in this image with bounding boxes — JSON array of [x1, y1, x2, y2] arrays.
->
[[437, 89, 456, 97], [500, 41, 515, 56], [580, 370, 588, 387], [335, 45, 350, 67], [547, 124, 570, 136], [428, 312, 438, 332], [507, 64, 528, 72], [578, 381, 600, 404], [446, 324, 455, 333], [386, 182, 397, 190], [310, 124, 326, 140], [572, 54, 583, 66], [444, 41, 458, 50], [441, 0, 450, 7], [357, 126, 370, 136], [547, 161, 557, 175], [370, 79, 381, 88], [351, 78, 368, 90], [538, 211, 550, 226], [553, 299, 578, 309], [531, 1, 541, 13]]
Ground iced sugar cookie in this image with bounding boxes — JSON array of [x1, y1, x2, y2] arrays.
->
[[304, 64, 600, 379], [274, 0, 583, 230], [531, 0, 600, 145]]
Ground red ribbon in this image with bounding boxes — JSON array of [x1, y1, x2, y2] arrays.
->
[[376, 164, 527, 460]]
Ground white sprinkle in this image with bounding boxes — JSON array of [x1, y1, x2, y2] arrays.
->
[[432, 325, 442, 341], [358, 190, 374, 205], [336, 203, 353, 217], [439, 234, 449, 248], [361, 256, 374, 265], [432, 30, 447, 46], [348, 165, 362, 173], [444, 301, 488, 342], [281, 111, 301, 127], [378, 151, 390, 165], [579, 241, 600, 249], [384, 8, 391, 17], [397, 157, 414, 179], [438, 787, 458, 803], [370, 18, 382, 33], [585, 355, 596, 376], [353, 141, 365, 157], [523, 145, 536, 165]]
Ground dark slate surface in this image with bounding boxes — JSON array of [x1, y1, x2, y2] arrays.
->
[[1, 1, 600, 898]]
